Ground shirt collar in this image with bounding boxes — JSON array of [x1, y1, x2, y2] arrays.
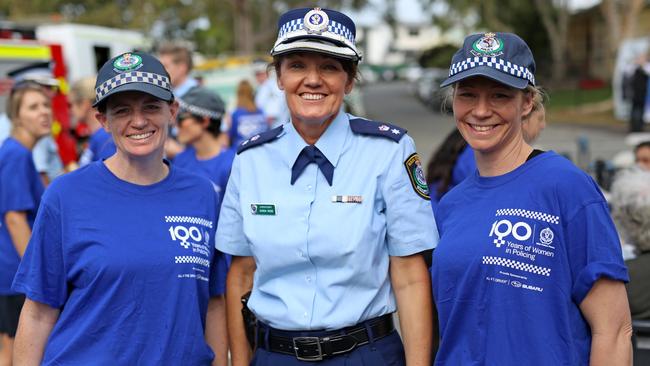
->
[[281, 111, 350, 169]]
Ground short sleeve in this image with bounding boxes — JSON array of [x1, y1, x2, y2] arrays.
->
[[0, 151, 39, 213], [215, 156, 252, 256], [383, 135, 439, 256], [567, 201, 629, 304], [12, 200, 68, 308]]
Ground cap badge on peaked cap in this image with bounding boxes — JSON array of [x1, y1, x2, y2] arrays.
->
[[303, 7, 329, 34], [471, 32, 504, 57], [113, 53, 143, 72]]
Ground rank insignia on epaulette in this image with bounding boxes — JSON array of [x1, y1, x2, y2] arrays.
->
[[237, 126, 284, 154], [404, 153, 430, 200], [349, 118, 406, 143]]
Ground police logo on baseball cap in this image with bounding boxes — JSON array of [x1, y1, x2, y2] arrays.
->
[[113, 53, 143, 72], [94, 51, 173, 108], [471, 32, 503, 57], [271, 7, 362, 61], [441, 32, 535, 90]]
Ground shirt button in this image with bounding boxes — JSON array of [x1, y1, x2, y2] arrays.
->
[[306, 276, 312, 282], [303, 312, 308, 318], [307, 185, 313, 191], [298, 250, 304, 257]]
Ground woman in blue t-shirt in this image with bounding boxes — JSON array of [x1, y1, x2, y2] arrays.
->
[[0, 82, 50, 365], [228, 79, 268, 147], [431, 32, 632, 365], [12, 52, 228, 366], [175, 87, 235, 210]]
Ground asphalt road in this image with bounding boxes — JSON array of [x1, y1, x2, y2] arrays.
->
[[360, 81, 631, 170]]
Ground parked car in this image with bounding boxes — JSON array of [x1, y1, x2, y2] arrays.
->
[[415, 68, 450, 113]]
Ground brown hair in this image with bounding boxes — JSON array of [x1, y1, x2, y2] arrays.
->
[[236, 80, 257, 112], [7, 82, 49, 122], [157, 41, 193, 70]]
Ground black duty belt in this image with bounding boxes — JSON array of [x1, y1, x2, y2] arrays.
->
[[257, 314, 395, 362]]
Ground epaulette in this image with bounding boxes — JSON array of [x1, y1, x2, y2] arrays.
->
[[237, 126, 284, 154], [349, 118, 407, 143]]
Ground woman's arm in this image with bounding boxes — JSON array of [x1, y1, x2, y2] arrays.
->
[[206, 295, 228, 366], [13, 299, 60, 366], [226, 256, 256, 366], [390, 253, 433, 366], [579, 278, 633, 366], [4, 211, 31, 257]]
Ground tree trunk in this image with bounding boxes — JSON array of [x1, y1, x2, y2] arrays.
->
[[533, 0, 569, 85]]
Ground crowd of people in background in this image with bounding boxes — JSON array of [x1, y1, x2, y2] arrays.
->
[[0, 6, 649, 366]]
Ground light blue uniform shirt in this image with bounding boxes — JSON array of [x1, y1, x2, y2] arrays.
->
[[216, 112, 438, 331]]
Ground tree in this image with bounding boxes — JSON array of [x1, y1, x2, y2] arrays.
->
[[532, 0, 569, 84], [600, 0, 645, 70]]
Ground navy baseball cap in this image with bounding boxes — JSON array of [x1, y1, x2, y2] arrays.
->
[[177, 87, 225, 120], [270, 7, 362, 62], [93, 52, 173, 107], [440, 32, 536, 89]]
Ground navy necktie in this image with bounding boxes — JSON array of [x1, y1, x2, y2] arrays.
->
[[291, 145, 334, 186]]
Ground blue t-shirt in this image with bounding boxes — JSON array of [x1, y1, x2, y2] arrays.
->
[[229, 107, 268, 147], [12, 161, 227, 365], [431, 151, 629, 365], [174, 147, 236, 208], [0, 138, 44, 295], [79, 129, 116, 166]]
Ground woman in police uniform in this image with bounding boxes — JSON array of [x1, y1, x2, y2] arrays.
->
[[216, 7, 437, 366]]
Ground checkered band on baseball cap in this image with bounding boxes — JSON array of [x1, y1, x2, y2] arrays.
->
[[93, 52, 173, 107], [95, 71, 171, 104], [271, 7, 362, 61], [441, 32, 536, 89]]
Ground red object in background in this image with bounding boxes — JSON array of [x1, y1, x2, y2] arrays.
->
[[48, 44, 78, 166], [578, 79, 606, 90]]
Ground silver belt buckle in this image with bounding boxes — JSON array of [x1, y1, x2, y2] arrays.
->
[[292, 336, 323, 361]]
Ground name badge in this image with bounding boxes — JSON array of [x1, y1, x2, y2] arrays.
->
[[251, 204, 276, 215], [331, 195, 362, 204]]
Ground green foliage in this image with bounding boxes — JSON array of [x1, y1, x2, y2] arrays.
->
[[418, 44, 457, 68], [547, 86, 612, 111], [1, 0, 367, 57]]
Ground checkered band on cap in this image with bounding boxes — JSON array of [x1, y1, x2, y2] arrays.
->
[[95, 71, 171, 102], [277, 18, 355, 47], [177, 99, 224, 120], [449, 56, 535, 85]]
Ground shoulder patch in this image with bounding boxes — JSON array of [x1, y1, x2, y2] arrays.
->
[[237, 126, 284, 154], [404, 153, 430, 200], [349, 118, 407, 142]]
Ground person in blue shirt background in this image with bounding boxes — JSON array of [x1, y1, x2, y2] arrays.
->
[[431, 32, 631, 365], [229, 79, 268, 147], [11, 51, 228, 366], [216, 7, 438, 366], [71, 76, 117, 166], [175, 86, 235, 211], [0, 81, 51, 366]]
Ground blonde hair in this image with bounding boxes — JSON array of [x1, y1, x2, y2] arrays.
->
[[7, 83, 48, 122], [523, 85, 547, 120], [69, 76, 96, 102], [236, 80, 257, 112]]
